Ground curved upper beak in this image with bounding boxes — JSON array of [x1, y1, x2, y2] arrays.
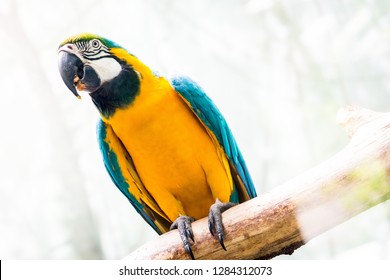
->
[[57, 46, 101, 99], [57, 50, 83, 99]]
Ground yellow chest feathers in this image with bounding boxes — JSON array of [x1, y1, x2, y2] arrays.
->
[[104, 78, 233, 220]]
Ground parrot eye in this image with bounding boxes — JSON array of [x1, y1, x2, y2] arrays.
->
[[91, 39, 101, 49]]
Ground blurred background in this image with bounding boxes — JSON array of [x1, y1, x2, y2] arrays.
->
[[0, 0, 390, 259]]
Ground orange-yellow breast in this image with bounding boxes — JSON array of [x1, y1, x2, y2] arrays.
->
[[104, 77, 233, 222]]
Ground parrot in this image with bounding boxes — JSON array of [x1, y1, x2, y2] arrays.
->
[[57, 33, 257, 259]]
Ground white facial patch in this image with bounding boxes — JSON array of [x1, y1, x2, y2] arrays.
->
[[86, 56, 122, 85]]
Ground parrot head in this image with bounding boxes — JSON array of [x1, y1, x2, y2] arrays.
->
[[58, 33, 123, 98], [57, 33, 150, 117]]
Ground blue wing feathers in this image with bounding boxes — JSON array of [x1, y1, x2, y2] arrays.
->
[[171, 76, 257, 201]]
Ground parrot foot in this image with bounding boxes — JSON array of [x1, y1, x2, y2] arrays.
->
[[208, 199, 237, 251], [170, 215, 196, 260]]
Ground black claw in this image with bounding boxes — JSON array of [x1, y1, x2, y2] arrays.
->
[[208, 200, 237, 251], [171, 215, 196, 259], [218, 233, 227, 251], [185, 244, 195, 260]]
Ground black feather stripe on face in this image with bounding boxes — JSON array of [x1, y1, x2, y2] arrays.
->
[[90, 64, 140, 118]]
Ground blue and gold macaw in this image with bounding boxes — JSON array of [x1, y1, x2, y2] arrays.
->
[[57, 33, 256, 259]]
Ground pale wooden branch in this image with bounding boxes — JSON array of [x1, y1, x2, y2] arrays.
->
[[125, 105, 390, 260]]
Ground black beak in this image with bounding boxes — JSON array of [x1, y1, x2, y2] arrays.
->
[[58, 51, 101, 98], [58, 51, 83, 98]]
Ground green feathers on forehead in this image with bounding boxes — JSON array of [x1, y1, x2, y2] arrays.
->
[[59, 33, 120, 49]]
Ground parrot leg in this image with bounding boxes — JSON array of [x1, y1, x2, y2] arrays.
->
[[170, 215, 196, 259], [208, 199, 237, 251]]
